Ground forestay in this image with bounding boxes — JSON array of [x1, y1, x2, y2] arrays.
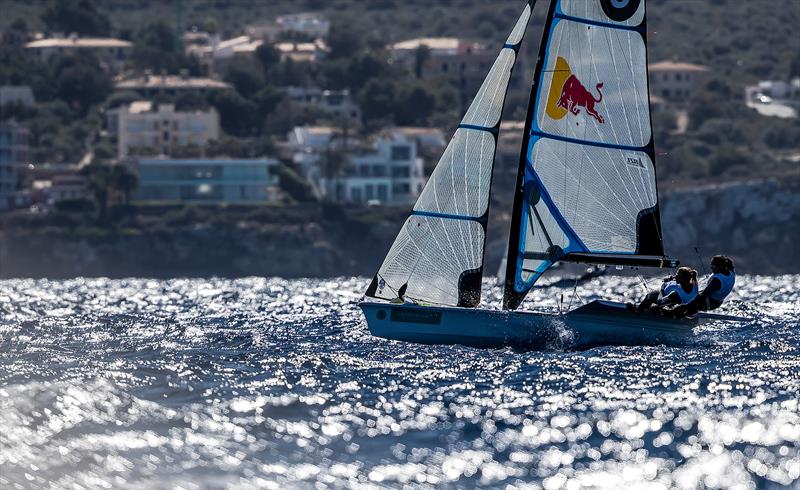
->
[[504, 0, 668, 310], [365, 2, 534, 307]]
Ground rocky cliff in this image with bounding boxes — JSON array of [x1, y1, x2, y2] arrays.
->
[[661, 177, 800, 274], [1, 177, 798, 279]]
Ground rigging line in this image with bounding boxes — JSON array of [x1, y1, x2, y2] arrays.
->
[[531, 204, 555, 247], [566, 273, 580, 311], [638, 273, 651, 293]]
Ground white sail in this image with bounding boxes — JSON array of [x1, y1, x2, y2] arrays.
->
[[504, 0, 668, 310], [366, 2, 533, 307]]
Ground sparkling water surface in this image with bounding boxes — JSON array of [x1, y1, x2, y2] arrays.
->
[[1, 275, 799, 489]]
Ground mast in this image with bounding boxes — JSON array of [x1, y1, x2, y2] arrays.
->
[[504, 0, 558, 311]]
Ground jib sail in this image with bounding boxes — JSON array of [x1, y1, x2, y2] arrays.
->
[[504, 0, 673, 310], [366, 2, 534, 307]]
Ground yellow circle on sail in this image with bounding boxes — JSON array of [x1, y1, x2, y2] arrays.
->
[[545, 56, 572, 120]]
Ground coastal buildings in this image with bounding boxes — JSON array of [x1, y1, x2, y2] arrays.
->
[[185, 35, 264, 73], [334, 132, 426, 205], [24, 36, 133, 73], [109, 101, 221, 159], [389, 37, 494, 95], [133, 157, 279, 204], [0, 121, 29, 210], [286, 126, 426, 205], [115, 73, 231, 98], [745, 78, 800, 119], [648, 60, 709, 101], [247, 13, 330, 41], [286, 87, 362, 124], [274, 40, 328, 63]]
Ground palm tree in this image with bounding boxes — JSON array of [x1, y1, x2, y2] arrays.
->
[[81, 162, 112, 221], [110, 164, 139, 206]]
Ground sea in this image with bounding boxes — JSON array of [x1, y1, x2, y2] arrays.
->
[[1, 275, 798, 489]]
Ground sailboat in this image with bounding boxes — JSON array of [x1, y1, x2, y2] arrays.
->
[[360, 0, 746, 347]]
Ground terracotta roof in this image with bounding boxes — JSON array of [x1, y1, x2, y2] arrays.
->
[[26, 38, 132, 49], [115, 76, 230, 90], [649, 61, 709, 72]]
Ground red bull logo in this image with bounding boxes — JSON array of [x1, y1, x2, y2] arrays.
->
[[546, 57, 605, 124]]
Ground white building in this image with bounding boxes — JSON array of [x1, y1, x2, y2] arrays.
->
[[186, 35, 264, 73], [0, 121, 29, 210], [134, 157, 279, 204], [110, 101, 221, 159], [274, 39, 328, 63], [25, 36, 133, 73], [247, 13, 330, 41], [648, 60, 709, 101], [745, 78, 800, 119], [275, 13, 330, 39], [287, 87, 362, 124], [115, 73, 231, 98], [754, 78, 800, 103], [0, 86, 35, 107], [334, 133, 426, 205]]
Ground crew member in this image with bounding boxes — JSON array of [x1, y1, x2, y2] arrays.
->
[[627, 267, 699, 314], [666, 255, 736, 318]]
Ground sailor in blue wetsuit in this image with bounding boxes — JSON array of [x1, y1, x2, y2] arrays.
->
[[628, 267, 699, 314], [666, 255, 736, 318]]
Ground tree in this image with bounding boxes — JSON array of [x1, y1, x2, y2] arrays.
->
[[396, 83, 437, 125], [110, 165, 139, 206], [327, 24, 362, 59], [81, 162, 112, 221], [224, 58, 266, 99], [255, 44, 281, 74], [414, 46, 431, 79], [54, 57, 113, 114], [42, 0, 110, 37], [208, 90, 259, 137]]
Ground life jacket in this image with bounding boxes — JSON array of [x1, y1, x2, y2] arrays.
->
[[708, 271, 735, 302], [662, 280, 698, 305]]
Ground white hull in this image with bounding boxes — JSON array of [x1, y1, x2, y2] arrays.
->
[[360, 300, 713, 348]]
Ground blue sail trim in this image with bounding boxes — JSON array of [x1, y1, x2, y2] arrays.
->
[[553, 12, 645, 32], [523, 159, 588, 253], [530, 129, 648, 153], [513, 149, 588, 293], [409, 210, 482, 223]]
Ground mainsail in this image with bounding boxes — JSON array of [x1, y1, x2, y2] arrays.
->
[[365, 2, 534, 307], [504, 0, 673, 310]]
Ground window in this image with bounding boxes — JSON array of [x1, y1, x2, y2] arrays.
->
[[351, 187, 362, 203], [377, 184, 388, 202], [365, 184, 374, 200], [391, 145, 411, 161], [391, 166, 410, 178], [373, 165, 386, 176], [392, 183, 410, 194]]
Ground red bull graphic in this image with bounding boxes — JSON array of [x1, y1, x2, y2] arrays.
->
[[546, 56, 605, 124]]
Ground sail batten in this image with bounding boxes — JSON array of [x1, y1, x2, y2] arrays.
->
[[504, 0, 668, 311], [366, 2, 535, 308]]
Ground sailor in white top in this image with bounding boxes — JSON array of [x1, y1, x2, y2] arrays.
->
[[668, 255, 736, 318], [628, 267, 699, 314]]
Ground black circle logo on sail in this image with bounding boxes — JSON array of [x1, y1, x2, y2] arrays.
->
[[599, 0, 641, 22]]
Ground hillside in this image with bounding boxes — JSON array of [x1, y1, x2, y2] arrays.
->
[[4, 0, 799, 83]]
